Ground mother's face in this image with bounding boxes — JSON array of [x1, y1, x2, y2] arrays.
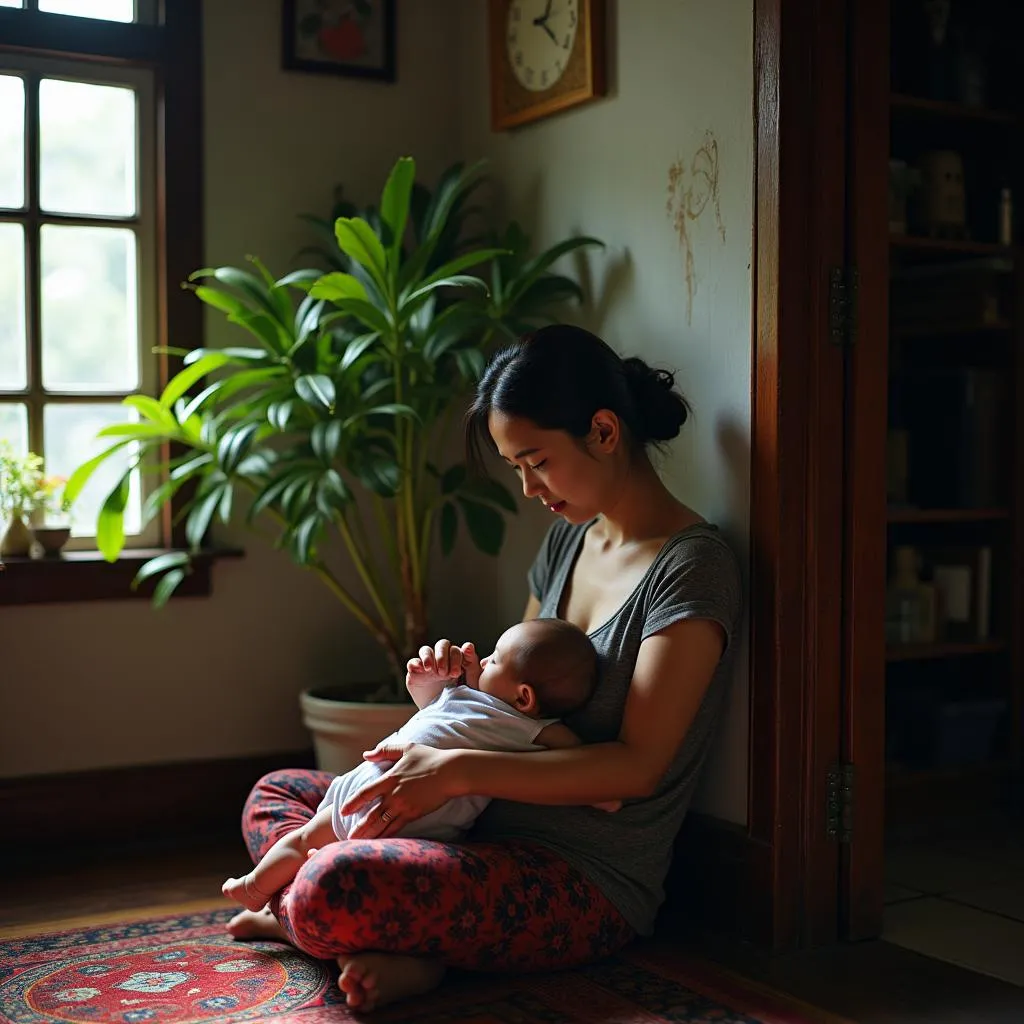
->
[[488, 410, 618, 525]]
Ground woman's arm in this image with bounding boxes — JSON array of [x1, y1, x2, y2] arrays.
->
[[343, 616, 726, 836]]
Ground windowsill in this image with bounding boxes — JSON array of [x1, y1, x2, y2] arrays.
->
[[0, 546, 244, 606]]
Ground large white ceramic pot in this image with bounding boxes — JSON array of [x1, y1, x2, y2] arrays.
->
[[299, 687, 415, 774]]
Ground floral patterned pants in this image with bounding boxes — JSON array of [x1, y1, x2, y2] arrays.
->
[[241, 769, 635, 969]]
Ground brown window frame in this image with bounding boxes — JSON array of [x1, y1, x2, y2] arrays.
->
[[0, 0, 239, 605]]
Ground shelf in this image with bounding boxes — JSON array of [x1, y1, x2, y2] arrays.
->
[[887, 507, 1010, 523], [890, 319, 1012, 339], [890, 235, 1014, 257], [887, 759, 1012, 790], [886, 640, 1006, 662], [890, 93, 1018, 125]]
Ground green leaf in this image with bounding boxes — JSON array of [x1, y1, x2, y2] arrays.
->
[[411, 248, 508, 296], [295, 374, 336, 411], [217, 421, 260, 473], [380, 156, 416, 272], [201, 266, 278, 318], [422, 159, 488, 245], [291, 514, 322, 564], [440, 501, 457, 555], [97, 471, 132, 562], [339, 332, 380, 372], [152, 568, 187, 609], [192, 284, 248, 318], [64, 440, 134, 505], [267, 400, 295, 431], [460, 476, 518, 513], [183, 346, 269, 366], [309, 272, 370, 304], [249, 470, 300, 520], [123, 394, 177, 428], [311, 419, 343, 462], [441, 464, 467, 494], [457, 496, 505, 556], [185, 486, 223, 549], [315, 469, 350, 516], [355, 453, 401, 497], [277, 268, 323, 291], [335, 217, 388, 294], [132, 550, 190, 589], [366, 402, 419, 422], [402, 274, 489, 310], [505, 236, 604, 307], [316, 297, 391, 336], [179, 379, 226, 421], [229, 310, 290, 355], [453, 348, 486, 381], [97, 422, 175, 440], [161, 352, 232, 409]]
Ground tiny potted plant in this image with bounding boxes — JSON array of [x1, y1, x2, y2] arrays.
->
[[31, 474, 72, 557], [0, 443, 43, 558]]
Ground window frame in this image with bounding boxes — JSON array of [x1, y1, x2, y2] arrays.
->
[[0, 0, 232, 603]]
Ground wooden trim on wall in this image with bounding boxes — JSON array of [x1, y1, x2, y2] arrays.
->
[[0, 750, 315, 867]]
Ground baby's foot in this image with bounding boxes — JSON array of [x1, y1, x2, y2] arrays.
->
[[336, 953, 445, 1012], [221, 874, 270, 912], [226, 906, 289, 942]]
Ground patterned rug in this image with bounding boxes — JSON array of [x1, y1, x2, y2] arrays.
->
[[0, 906, 845, 1024]]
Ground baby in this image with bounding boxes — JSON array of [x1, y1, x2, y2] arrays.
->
[[222, 618, 602, 912]]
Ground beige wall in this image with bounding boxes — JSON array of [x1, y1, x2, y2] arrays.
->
[[2, 0, 753, 826], [452, 0, 754, 822]]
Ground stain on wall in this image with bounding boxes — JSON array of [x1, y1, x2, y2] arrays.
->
[[667, 131, 726, 322]]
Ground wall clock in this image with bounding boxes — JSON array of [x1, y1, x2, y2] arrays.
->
[[489, 0, 606, 131]]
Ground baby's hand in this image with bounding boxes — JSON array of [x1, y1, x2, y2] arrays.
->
[[459, 642, 482, 688]]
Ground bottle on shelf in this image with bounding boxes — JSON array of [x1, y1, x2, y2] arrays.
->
[[885, 545, 938, 646], [999, 188, 1013, 247]]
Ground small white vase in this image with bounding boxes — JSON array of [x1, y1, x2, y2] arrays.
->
[[1, 514, 34, 558]]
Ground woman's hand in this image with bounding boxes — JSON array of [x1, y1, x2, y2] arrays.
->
[[341, 743, 461, 839]]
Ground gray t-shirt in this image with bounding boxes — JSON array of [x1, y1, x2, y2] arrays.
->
[[471, 519, 742, 936]]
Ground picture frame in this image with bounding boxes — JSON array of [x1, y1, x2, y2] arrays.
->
[[282, 0, 396, 82]]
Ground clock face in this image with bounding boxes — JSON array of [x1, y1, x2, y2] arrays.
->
[[506, 0, 579, 93]]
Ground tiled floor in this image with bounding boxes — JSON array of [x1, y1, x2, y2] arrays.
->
[[884, 815, 1024, 987]]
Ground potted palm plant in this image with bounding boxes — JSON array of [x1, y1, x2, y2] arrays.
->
[[66, 157, 602, 770]]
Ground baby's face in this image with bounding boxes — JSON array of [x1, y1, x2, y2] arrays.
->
[[471, 626, 529, 707]]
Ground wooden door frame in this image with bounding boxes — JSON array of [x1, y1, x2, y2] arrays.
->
[[748, 0, 852, 948]]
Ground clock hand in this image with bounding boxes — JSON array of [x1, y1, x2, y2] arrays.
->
[[539, 20, 558, 44], [533, 0, 554, 26]]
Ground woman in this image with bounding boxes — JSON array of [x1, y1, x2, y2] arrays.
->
[[228, 325, 743, 1012]]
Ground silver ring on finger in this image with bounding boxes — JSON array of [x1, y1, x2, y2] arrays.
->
[[380, 809, 393, 823]]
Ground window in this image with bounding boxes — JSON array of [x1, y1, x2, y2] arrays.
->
[[0, 0, 168, 550]]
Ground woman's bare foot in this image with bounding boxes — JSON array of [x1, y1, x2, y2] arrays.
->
[[336, 953, 445, 1012], [226, 906, 289, 942], [221, 874, 271, 912]]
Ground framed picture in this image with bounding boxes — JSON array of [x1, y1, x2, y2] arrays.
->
[[282, 0, 396, 82]]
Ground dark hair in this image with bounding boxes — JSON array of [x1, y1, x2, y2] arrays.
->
[[514, 618, 598, 717], [465, 325, 690, 471]]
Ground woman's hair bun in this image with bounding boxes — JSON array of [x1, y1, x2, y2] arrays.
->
[[622, 357, 690, 443]]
